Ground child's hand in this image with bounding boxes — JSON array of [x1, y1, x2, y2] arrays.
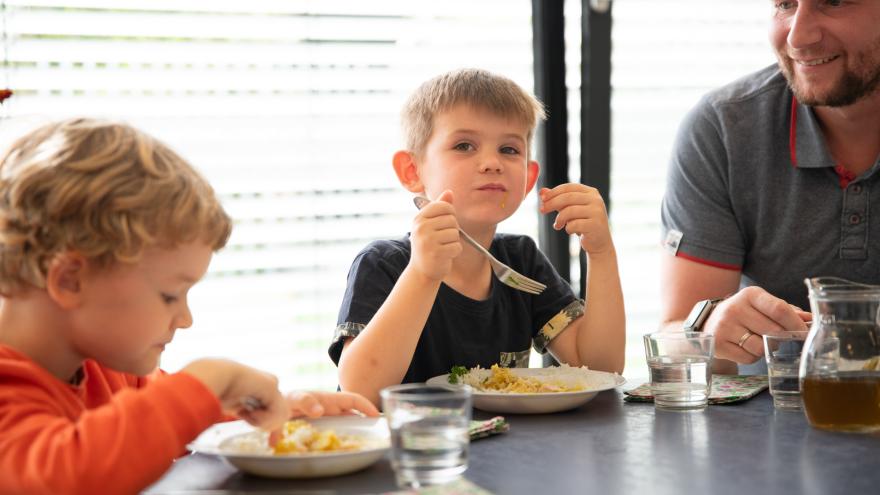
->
[[183, 358, 288, 431], [409, 190, 462, 281], [540, 184, 614, 256], [286, 390, 381, 418], [267, 391, 381, 447]]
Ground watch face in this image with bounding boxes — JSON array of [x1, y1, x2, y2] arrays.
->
[[683, 300, 711, 331]]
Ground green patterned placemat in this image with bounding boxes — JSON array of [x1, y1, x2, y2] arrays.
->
[[624, 374, 769, 404], [469, 416, 508, 440]]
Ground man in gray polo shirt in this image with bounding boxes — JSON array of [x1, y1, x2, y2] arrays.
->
[[659, 2, 880, 373]]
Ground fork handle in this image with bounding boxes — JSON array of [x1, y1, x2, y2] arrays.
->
[[455, 225, 495, 259]]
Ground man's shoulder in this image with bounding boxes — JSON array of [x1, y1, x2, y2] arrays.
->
[[702, 64, 789, 110]]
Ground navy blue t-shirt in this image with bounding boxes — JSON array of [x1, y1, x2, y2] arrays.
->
[[328, 233, 584, 384]]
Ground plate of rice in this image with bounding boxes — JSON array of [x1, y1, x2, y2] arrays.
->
[[187, 416, 390, 478], [426, 364, 625, 414]]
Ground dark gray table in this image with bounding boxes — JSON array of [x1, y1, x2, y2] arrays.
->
[[146, 390, 879, 495]]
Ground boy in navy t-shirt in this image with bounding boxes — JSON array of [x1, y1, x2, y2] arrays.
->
[[330, 69, 625, 405]]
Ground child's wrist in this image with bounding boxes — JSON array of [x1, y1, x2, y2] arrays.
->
[[584, 244, 617, 262], [403, 262, 444, 286]]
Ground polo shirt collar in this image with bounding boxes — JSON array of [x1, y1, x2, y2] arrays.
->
[[789, 95, 835, 169]]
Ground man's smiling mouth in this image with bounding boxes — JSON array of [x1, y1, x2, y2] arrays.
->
[[795, 55, 840, 67]]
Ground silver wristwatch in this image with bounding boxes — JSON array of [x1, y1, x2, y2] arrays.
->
[[682, 298, 724, 332]]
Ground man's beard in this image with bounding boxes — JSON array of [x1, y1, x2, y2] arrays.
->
[[780, 39, 880, 107]]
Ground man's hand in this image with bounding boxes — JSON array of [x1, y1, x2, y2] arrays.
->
[[703, 286, 811, 363]]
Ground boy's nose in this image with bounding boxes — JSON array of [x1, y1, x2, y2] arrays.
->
[[479, 156, 503, 173], [174, 305, 194, 330]]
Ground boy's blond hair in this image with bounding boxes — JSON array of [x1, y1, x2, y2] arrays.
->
[[401, 68, 546, 157], [0, 118, 232, 296]]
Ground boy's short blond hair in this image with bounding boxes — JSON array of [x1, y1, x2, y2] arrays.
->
[[0, 118, 232, 296], [401, 68, 546, 157]]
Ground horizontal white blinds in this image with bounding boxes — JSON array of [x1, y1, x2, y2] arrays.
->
[[0, 0, 537, 390], [605, 0, 774, 375]]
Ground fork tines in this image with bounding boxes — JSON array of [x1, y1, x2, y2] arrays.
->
[[502, 271, 546, 295]]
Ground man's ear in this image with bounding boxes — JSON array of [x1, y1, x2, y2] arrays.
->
[[524, 160, 541, 196], [392, 150, 425, 194], [45, 252, 87, 310]]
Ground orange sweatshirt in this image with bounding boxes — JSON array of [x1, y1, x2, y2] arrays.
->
[[0, 345, 223, 495]]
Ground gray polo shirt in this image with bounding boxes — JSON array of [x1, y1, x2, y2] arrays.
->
[[661, 64, 880, 313]]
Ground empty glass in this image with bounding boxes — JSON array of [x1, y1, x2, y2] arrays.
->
[[763, 332, 808, 410], [643, 332, 715, 410], [380, 383, 472, 488]]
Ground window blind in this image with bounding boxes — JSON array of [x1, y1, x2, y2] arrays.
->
[[600, 0, 774, 376], [0, 0, 538, 390]]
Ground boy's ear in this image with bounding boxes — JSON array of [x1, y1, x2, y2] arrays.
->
[[392, 150, 425, 194], [524, 160, 541, 196], [45, 252, 87, 309]]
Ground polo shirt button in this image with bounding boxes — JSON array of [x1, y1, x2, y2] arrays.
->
[[851, 184, 863, 194], [849, 213, 862, 225]]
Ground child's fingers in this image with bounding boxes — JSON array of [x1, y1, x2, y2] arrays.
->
[[286, 391, 325, 418], [238, 390, 289, 431], [562, 218, 601, 236], [541, 188, 601, 214], [436, 189, 454, 204], [323, 392, 380, 417], [552, 205, 596, 230], [267, 429, 282, 448], [417, 200, 457, 220], [540, 183, 594, 200]]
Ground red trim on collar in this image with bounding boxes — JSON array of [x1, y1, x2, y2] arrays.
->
[[789, 95, 798, 167], [675, 252, 741, 271], [834, 165, 856, 188]]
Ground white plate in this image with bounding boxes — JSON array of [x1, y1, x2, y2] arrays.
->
[[426, 367, 625, 414], [187, 417, 390, 479]]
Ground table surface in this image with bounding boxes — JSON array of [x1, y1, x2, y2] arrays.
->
[[146, 390, 880, 495]]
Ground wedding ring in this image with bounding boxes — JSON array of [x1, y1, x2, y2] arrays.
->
[[736, 331, 753, 348]]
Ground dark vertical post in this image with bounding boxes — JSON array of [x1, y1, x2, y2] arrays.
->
[[531, 0, 569, 283], [532, 0, 568, 367], [580, 0, 613, 298]]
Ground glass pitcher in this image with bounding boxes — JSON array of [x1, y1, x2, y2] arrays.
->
[[800, 277, 880, 433]]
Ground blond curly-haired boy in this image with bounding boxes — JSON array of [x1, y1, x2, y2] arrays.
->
[[0, 119, 376, 495]]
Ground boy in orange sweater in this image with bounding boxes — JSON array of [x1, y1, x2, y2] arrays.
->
[[0, 118, 377, 495]]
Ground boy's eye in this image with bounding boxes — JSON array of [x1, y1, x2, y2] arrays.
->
[[773, 1, 796, 11], [453, 142, 475, 152], [161, 293, 179, 304], [500, 146, 520, 155]]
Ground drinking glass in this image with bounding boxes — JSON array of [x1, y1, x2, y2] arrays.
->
[[380, 383, 472, 488], [643, 332, 715, 410], [763, 332, 808, 410]]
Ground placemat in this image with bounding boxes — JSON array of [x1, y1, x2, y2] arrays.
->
[[623, 374, 768, 404], [469, 416, 508, 440]]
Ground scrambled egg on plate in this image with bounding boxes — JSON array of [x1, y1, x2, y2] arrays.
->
[[272, 420, 365, 455]]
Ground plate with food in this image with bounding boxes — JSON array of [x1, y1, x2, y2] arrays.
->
[[426, 364, 625, 414], [187, 416, 390, 478]]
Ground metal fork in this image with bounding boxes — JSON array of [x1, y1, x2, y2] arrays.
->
[[413, 196, 546, 295]]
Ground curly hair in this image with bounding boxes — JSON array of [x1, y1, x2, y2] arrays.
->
[[400, 68, 546, 157], [0, 118, 232, 296]]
